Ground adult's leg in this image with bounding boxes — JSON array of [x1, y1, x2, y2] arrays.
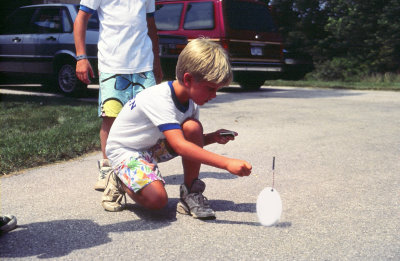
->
[[95, 116, 116, 191], [100, 116, 115, 159]]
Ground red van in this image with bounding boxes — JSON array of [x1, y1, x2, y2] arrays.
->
[[155, 0, 284, 90]]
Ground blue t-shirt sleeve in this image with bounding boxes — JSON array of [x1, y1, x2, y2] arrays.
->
[[146, 12, 154, 17], [158, 123, 181, 132], [79, 5, 96, 14]]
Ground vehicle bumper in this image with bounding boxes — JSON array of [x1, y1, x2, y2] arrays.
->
[[231, 62, 283, 72]]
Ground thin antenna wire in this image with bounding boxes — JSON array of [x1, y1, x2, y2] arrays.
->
[[272, 156, 275, 190]]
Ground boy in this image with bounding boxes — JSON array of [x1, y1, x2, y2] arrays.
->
[[103, 38, 252, 219]]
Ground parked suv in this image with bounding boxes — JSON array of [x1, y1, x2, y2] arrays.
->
[[155, 0, 284, 90], [0, 4, 187, 96]]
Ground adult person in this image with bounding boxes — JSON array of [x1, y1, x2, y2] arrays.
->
[[74, 0, 163, 191]]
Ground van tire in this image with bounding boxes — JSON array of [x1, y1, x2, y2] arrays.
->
[[234, 73, 265, 91]]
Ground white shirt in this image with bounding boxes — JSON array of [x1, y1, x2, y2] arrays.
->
[[106, 81, 199, 166], [80, 0, 155, 74]]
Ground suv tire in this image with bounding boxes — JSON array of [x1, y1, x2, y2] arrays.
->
[[56, 59, 87, 96]]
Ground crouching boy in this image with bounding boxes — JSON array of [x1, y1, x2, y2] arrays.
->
[[102, 38, 252, 219]]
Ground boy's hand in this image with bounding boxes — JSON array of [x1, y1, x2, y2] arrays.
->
[[214, 129, 238, 144], [226, 159, 252, 177]]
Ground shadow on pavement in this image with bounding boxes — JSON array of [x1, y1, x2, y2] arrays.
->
[[164, 171, 236, 185], [205, 219, 292, 228], [0, 218, 172, 259], [209, 85, 362, 106], [125, 198, 180, 221], [0, 199, 290, 258], [211, 199, 255, 213]]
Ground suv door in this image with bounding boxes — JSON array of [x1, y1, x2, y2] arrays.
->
[[23, 6, 67, 74], [0, 7, 36, 72]]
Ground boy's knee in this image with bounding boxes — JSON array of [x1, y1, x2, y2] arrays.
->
[[130, 181, 168, 210], [182, 118, 203, 140], [146, 193, 168, 210], [145, 191, 168, 210]]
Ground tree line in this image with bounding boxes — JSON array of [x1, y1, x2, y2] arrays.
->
[[270, 0, 400, 80]]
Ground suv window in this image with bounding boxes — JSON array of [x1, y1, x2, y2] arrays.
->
[[61, 8, 73, 32], [155, 3, 183, 30], [31, 7, 63, 33], [184, 2, 214, 30], [87, 12, 99, 30], [225, 1, 276, 32], [0, 8, 36, 34]]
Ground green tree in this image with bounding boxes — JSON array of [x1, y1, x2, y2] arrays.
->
[[320, 0, 400, 79], [271, 0, 400, 80], [271, 0, 328, 57], [375, 0, 400, 73]]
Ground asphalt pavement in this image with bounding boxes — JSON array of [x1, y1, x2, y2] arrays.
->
[[1, 85, 399, 260]]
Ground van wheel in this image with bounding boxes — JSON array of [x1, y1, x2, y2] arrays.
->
[[56, 60, 87, 96], [234, 73, 265, 91]]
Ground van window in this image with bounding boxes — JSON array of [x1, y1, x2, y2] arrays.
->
[[225, 1, 276, 32], [155, 4, 183, 30], [184, 2, 214, 30]]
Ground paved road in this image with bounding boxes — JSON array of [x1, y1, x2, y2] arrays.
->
[[1, 85, 399, 260]]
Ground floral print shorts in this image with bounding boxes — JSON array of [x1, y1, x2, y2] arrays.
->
[[114, 139, 177, 193]]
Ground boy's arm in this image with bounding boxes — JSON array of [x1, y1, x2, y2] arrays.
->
[[74, 10, 94, 84], [164, 129, 251, 176]]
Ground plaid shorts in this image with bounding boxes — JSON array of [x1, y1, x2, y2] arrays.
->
[[98, 71, 156, 117], [114, 140, 177, 193]]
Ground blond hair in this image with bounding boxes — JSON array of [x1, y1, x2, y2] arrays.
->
[[176, 38, 232, 86]]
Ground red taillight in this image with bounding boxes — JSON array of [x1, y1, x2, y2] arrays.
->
[[220, 39, 229, 51]]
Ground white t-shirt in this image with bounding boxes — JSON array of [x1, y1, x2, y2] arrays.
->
[[80, 0, 155, 74], [106, 81, 199, 166]]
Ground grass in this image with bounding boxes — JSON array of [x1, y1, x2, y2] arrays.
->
[[0, 100, 101, 175]]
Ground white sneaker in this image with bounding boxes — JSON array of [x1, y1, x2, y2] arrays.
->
[[94, 159, 113, 191], [101, 172, 126, 212]]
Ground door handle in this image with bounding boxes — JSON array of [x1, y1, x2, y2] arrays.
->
[[12, 37, 21, 43], [46, 36, 56, 41]]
